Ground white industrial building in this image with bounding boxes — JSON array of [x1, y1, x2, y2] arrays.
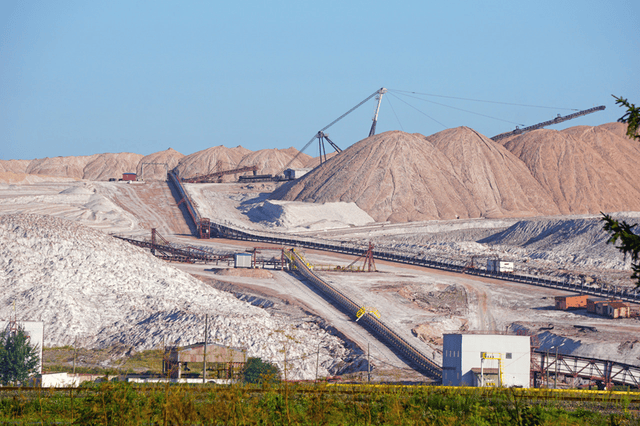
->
[[284, 168, 313, 180], [234, 253, 252, 268], [442, 333, 530, 387], [487, 259, 514, 273]]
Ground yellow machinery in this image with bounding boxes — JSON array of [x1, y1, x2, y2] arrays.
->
[[356, 306, 381, 322], [480, 352, 503, 387]]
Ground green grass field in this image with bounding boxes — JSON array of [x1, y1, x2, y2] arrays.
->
[[1, 382, 639, 425]]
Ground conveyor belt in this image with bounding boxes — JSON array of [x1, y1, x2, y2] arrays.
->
[[289, 249, 442, 381]]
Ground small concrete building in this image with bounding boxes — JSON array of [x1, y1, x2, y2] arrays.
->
[[164, 343, 246, 379], [284, 168, 313, 180], [606, 302, 630, 319], [234, 253, 253, 268], [122, 173, 137, 181], [443, 333, 530, 387], [587, 297, 610, 313], [487, 259, 514, 273], [555, 294, 589, 310]]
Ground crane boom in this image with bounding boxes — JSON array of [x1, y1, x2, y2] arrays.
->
[[491, 105, 606, 142], [369, 88, 387, 137], [277, 87, 386, 176]]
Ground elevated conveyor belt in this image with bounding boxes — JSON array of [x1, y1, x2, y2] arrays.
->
[[207, 221, 640, 305], [533, 350, 640, 387], [288, 249, 442, 380], [114, 234, 232, 263]]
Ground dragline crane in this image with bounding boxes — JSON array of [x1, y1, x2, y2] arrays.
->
[[277, 87, 387, 175]]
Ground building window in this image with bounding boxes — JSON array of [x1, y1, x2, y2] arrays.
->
[[506, 353, 512, 359]]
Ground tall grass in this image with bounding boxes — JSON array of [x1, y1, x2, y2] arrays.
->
[[0, 382, 637, 425]]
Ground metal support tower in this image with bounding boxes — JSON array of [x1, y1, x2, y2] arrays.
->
[[369, 88, 387, 137]]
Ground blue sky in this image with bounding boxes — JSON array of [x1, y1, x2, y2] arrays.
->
[[1, 0, 638, 160]]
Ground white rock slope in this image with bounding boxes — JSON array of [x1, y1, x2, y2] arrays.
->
[[0, 214, 350, 379]]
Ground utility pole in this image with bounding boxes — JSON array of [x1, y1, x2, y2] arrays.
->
[[315, 344, 320, 383], [554, 347, 558, 389], [72, 336, 77, 375], [367, 343, 371, 383], [203, 314, 208, 384]]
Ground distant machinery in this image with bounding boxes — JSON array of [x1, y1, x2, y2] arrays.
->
[[115, 228, 232, 263], [278, 87, 387, 175], [490, 105, 606, 142], [182, 165, 259, 183]]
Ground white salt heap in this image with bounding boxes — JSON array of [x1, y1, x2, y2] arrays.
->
[[0, 213, 351, 379], [246, 200, 374, 230]]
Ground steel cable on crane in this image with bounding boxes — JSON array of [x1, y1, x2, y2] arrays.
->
[[385, 96, 404, 132], [391, 92, 525, 126], [277, 89, 384, 175], [389, 89, 580, 111], [388, 93, 448, 129]]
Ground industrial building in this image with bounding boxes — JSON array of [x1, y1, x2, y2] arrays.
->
[[234, 253, 253, 268], [442, 333, 531, 387], [554, 294, 589, 310], [605, 301, 630, 318], [163, 343, 246, 379], [283, 168, 313, 180], [486, 259, 514, 273], [586, 297, 611, 313]]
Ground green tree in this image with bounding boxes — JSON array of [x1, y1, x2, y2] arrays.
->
[[242, 357, 280, 384], [612, 95, 640, 140], [602, 96, 640, 287], [0, 324, 40, 385]]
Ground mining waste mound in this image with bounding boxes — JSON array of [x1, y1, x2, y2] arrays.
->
[[504, 122, 640, 214], [272, 128, 561, 222], [426, 127, 559, 218], [0, 213, 351, 379], [24, 153, 143, 180], [136, 148, 184, 180], [0, 159, 30, 174]]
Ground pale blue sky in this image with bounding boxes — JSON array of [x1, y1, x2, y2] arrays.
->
[[1, 0, 638, 160]]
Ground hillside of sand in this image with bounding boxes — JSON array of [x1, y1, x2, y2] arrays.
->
[[272, 124, 640, 222], [271, 128, 560, 222], [503, 122, 640, 214]]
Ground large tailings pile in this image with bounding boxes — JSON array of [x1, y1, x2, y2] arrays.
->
[[272, 128, 560, 222], [504, 122, 640, 214], [24, 153, 143, 180], [427, 127, 559, 218]]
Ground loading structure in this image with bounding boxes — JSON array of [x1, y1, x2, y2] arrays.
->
[[181, 165, 259, 183], [532, 349, 640, 389], [115, 229, 233, 264]]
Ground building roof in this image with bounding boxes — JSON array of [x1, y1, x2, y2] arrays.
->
[[607, 302, 629, 309]]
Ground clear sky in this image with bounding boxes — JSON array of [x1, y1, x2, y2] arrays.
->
[[1, 0, 638, 160]]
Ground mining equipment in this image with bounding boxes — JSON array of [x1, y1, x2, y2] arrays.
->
[[490, 105, 606, 142], [182, 165, 259, 183], [115, 228, 232, 263], [277, 87, 388, 176]]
